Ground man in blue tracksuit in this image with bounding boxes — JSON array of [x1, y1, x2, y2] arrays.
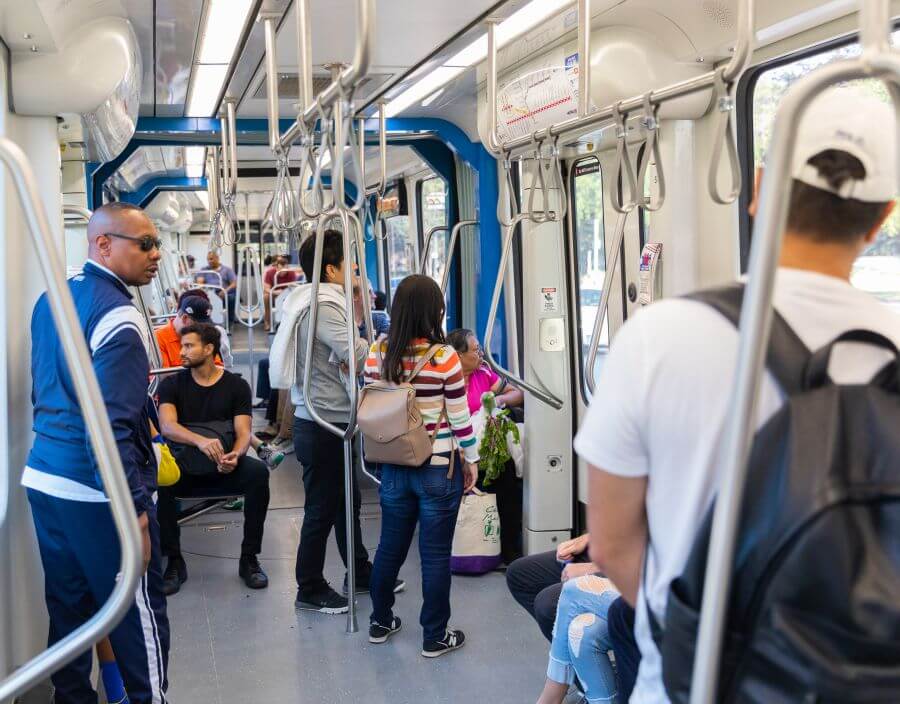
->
[[23, 202, 170, 703]]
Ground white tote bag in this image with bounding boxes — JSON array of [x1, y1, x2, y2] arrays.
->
[[450, 488, 502, 574]]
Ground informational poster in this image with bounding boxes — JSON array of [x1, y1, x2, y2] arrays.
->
[[496, 52, 580, 143], [540, 286, 560, 313]]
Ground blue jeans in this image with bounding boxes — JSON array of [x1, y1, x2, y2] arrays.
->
[[369, 455, 463, 642], [548, 575, 620, 703]]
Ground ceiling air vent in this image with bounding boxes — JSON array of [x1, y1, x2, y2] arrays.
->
[[254, 73, 391, 102]]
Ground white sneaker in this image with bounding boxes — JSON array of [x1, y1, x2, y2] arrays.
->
[[272, 437, 294, 455]]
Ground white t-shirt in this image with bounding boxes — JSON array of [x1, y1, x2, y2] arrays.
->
[[574, 268, 899, 704]]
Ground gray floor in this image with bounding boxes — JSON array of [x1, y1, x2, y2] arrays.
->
[[164, 329, 549, 703]]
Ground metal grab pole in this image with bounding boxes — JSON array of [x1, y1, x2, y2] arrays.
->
[[484, 215, 564, 410], [419, 225, 449, 274], [584, 208, 633, 396], [577, 0, 592, 117], [440, 220, 478, 296], [235, 195, 264, 390], [688, 31, 900, 704], [0, 138, 143, 703], [348, 209, 374, 344]]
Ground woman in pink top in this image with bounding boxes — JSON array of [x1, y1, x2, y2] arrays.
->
[[447, 328, 524, 415]]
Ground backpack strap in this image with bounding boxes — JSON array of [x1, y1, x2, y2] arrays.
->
[[805, 328, 899, 390], [684, 283, 810, 395], [406, 344, 444, 383]]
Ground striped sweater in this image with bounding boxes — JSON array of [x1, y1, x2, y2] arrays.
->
[[364, 338, 479, 463]]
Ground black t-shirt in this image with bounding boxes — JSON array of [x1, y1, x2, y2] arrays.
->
[[157, 369, 252, 423]]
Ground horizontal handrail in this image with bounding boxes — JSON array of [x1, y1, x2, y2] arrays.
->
[[441, 220, 478, 296], [149, 366, 185, 377], [0, 138, 142, 703], [419, 225, 449, 274]]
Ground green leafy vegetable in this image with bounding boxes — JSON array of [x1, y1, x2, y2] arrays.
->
[[478, 391, 521, 486]]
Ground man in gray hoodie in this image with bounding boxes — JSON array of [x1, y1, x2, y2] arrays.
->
[[292, 230, 405, 613]]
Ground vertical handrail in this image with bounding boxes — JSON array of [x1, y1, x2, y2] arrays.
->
[[348, 209, 374, 344], [689, 6, 900, 702], [440, 220, 478, 296], [0, 139, 143, 702], [584, 208, 634, 396], [577, 0, 592, 117], [235, 194, 264, 392], [418, 225, 449, 274], [483, 214, 564, 410]]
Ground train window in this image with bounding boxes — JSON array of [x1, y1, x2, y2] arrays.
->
[[572, 157, 609, 392], [420, 177, 449, 286], [385, 215, 415, 298], [751, 31, 900, 312]]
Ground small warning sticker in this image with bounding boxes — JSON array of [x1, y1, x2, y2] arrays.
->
[[540, 287, 559, 313]]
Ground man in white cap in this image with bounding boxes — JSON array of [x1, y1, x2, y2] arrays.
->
[[575, 85, 900, 703]]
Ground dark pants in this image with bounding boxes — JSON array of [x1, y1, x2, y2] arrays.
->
[[608, 597, 640, 701], [257, 358, 271, 400], [505, 549, 565, 641], [293, 418, 371, 594], [158, 456, 270, 558], [226, 289, 236, 323], [370, 456, 463, 642], [477, 460, 523, 563], [27, 491, 170, 704]]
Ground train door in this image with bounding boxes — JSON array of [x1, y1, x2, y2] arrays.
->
[[567, 148, 643, 514]]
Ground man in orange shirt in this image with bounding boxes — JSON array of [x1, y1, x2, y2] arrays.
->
[[154, 296, 283, 471]]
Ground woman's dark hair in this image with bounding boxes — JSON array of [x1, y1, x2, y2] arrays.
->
[[179, 323, 221, 357], [299, 229, 344, 282], [447, 328, 474, 354], [373, 290, 388, 311], [787, 150, 891, 243], [264, 254, 274, 267], [383, 275, 446, 383]]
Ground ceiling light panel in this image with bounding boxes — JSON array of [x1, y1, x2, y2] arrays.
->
[[198, 0, 256, 63], [387, 0, 577, 117], [186, 64, 229, 117]]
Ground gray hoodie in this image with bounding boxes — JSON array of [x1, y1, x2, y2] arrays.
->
[[291, 299, 368, 424]]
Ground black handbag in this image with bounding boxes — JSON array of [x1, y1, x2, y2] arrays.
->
[[167, 420, 236, 476]]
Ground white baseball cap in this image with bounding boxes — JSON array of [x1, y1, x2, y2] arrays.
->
[[791, 85, 897, 203]]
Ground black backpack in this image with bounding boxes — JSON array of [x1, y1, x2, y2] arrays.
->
[[649, 284, 900, 703]]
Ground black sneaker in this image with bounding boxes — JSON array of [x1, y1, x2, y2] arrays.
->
[[295, 587, 349, 614], [422, 629, 466, 658], [238, 555, 269, 589], [342, 574, 406, 596], [368, 616, 402, 644], [162, 556, 187, 596]]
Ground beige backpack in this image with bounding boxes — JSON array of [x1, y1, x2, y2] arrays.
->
[[357, 341, 449, 468]]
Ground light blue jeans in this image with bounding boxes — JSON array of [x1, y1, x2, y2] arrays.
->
[[548, 575, 620, 704]]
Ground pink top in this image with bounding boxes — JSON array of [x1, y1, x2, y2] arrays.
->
[[465, 364, 501, 414]]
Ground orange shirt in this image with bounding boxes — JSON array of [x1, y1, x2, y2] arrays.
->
[[154, 320, 222, 368]]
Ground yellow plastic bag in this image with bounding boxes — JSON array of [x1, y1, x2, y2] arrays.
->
[[154, 441, 181, 487]]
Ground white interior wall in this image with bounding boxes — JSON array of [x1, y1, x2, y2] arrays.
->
[[0, 45, 62, 696]]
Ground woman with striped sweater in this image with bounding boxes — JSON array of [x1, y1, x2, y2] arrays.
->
[[364, 275, 479, 657]]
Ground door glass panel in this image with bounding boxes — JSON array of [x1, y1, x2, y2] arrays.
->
[[420, 177, 449, 286], [385, 216, 414, 298], [572, 158, 609, 393]]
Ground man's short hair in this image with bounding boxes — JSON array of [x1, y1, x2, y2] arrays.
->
[[180, 323, 221, 357], [299, 230, 343, 283], [787, 150, 891, 244]]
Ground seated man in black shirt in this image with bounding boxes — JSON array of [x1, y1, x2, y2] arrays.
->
[[157, 323, 270, 593]]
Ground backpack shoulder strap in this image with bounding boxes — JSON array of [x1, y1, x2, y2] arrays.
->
[[406, 344, 443, 383], [684, 283, 810, 395]]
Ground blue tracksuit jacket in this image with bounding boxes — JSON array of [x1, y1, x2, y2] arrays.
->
[[27, 260, 155, 512]]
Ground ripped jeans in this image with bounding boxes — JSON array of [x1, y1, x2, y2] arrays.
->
[[547, 574, 621, 704]]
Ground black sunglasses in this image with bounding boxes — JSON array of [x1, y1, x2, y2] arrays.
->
[[106, 232, 163, 252]]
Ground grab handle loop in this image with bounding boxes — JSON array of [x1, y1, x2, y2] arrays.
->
[[636, 94, 666, 212], [610, 102, 638, 213], [708, 68, 743, 205]]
